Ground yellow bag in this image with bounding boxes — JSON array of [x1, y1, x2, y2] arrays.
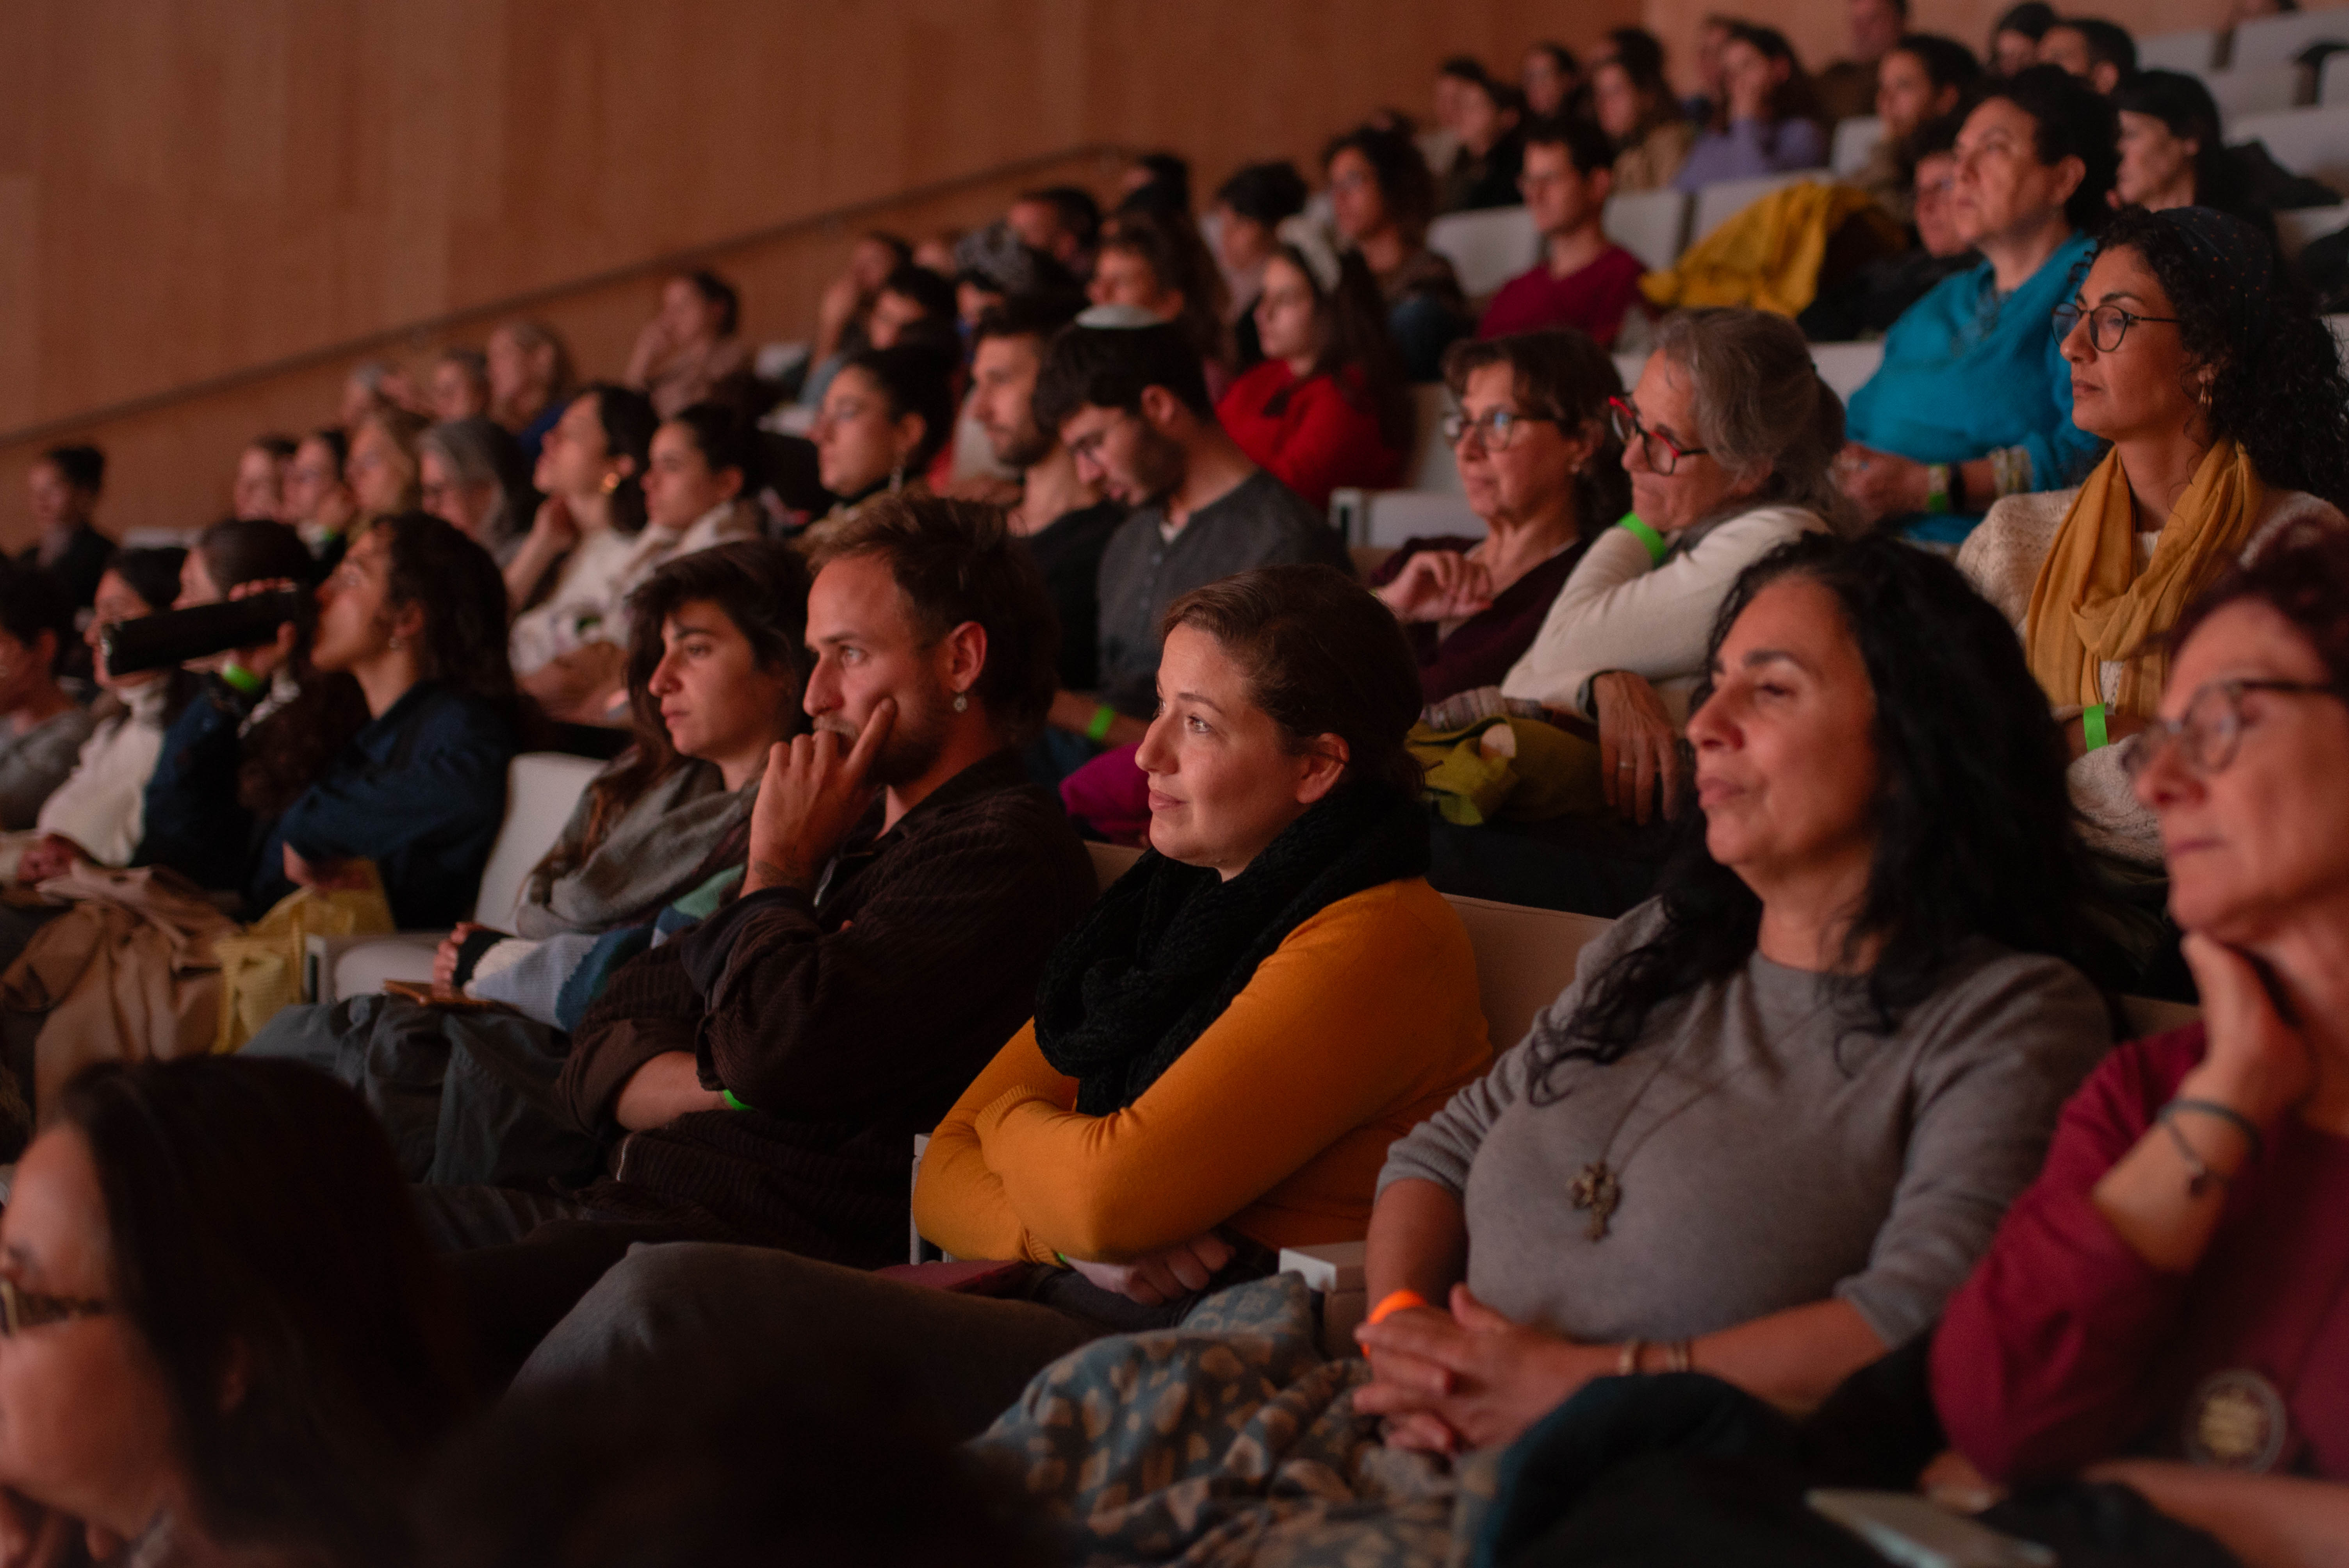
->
[[1410, 715, 1606, 826], [213, 865, 395, 1051]]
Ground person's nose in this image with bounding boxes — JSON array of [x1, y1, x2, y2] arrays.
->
[[1134, 710, 1174, 773], [803, 652, 841, 717]]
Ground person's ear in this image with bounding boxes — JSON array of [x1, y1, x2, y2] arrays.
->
[[389, 599, 429, 652], [893, 411, 928, 466], [1137, 384, 1186, 433], [1588, 165, 1614, 206], [31, 629, 55, 675], [218, 1338, 251, 1415], [1932, 84, 1959, 118], [2093, 63, 2119, 96], [713, 465, 745, 504], [2047, 153, 2087, 212], [1294, 733, 1351, 805], [1160, 289, 1187, 324], [938, 619, 987, 707]]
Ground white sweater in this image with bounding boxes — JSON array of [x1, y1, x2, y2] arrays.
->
[[1501, 503, 1827, 719], [1957, 483, 2345, 867]]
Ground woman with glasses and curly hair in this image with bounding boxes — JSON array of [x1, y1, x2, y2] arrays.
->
[[1958, 205, 2349, 875], [1933, 524, 2349, 1563]]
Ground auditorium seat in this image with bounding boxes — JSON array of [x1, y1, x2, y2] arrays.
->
[[1831, 116, 1885, 178], [1427, 204, 1540, 301], [2231, 103, 2349, 192], [1604, 188, 1692, 273], [1330, 486, 1482, 547], [2230, 8, 2349, 69], [2278, 203, 2349, 258], [2138, 27, 2222, 73], [2324, 51, 2349, 106], [302, 751, 603, 1005], [2196, 63, 2308, 123], [1691, 170, 1826, 246]]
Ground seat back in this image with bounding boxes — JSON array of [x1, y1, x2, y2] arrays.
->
[[1830, 116, 1884, 176], [2139, 28, 2221, 73], [2326, 51, 2349, 105], [1087, 839, 1142, 890], [1602, 188, 1691, 273], [1427, 204, 1541, 300], [2199, 63, 2307, 123], [1443, 893, 1609, 1047], [470, 752, 605, 926], [1691, 170, 1822, 244], [2232, 103, 2349, 191], [2232, 9, 2349, 69], [1810, 340, 1886, 401]]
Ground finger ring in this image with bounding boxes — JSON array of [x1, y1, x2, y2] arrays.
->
[[1617, 761, 1634, 771]]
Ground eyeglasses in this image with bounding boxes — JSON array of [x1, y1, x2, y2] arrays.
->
[[2053, 301, 2183, 353], [1442, 408, 1560, 451], [2119, 678, 2347, 782], [0, 1276, 108, 1337], [1608, 396, 1710, 476]]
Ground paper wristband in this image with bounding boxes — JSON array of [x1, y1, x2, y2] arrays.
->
[[1617, 515, 1668, 566], [2082, 703, 2109, 752], [1366, 1289, 1429, 1326], [219, 662, 266, 696], [721, 1089, 753, 1112], [1085, 703, 1118, 743]]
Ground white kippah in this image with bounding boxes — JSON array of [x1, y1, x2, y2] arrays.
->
[[1075, 303, 1166, 330]]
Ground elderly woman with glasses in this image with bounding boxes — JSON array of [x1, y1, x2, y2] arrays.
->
[[1932, 524, 2349, 1563], [1959, 205, 2349, 875], [1497, 308, 1854, 824], [1370, 331, 1628, 703]]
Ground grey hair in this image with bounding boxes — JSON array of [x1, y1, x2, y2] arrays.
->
[[1650, 308, 1858, 535], [418, 417, 521, 549]]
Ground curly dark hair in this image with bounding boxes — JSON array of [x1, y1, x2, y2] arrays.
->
[[371, 511, 517, 717], [2094, 205, 2349, 511], [1320, 124, 1439, 245], [1527, 531, 2102, 1099], [1441, 328, 1633, 536], [2174, 519, 2349, 687]]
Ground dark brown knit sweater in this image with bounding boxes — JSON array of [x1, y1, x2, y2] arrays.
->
[[554, 750, 1097, 1266]]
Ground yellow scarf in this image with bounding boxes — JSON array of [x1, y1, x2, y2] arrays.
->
[[2024, 440, 2264, 717]]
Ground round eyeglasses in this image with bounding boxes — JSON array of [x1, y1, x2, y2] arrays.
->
[[1608, 396, 1710, 476], [2053, 301, 2183, 353], [1442, 408, 1560, 451], [2120, 678, 2347, 782]]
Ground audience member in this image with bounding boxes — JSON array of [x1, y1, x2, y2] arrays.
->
[[1216, 221, 1410, 510], [1816, 0, 1912, 125], [1421, 56, 1485, 171], [1030, 313, 1343, 782], [419, 416, 534, 567], [1502, 309, 1851, 823], [2038, 16, 2135, 96], [1685, 15, 1737, 123], [802, 230, 912, 409], [1840, 66, 2117, 542], [1477, 118, 1647, 349], [803, 345, 957, 549], [1323, 124, 1472, 381], [486, 319, 576, 469], [406, 497, 1094, 1381], [864, 262, 962, 355], [348, 404, 427, 520], [339, 358, 413, 427], [249, 541, 813, 1186], [1800, 114, 1981, 340], [1356, 529, 2110, 1453], [242, 513, 516, 928], [135, 520, 369, 898], [1091, 207, 1231, 393], [1932, 526, 2349, 1561], [18, 444, 114, 613], [0, 566, 90, 830], [1372, 331, 1629, 702], [1209, 160, 1311, 370], [1851, 34, 1984, 223], [13, 551, 194, 882], [1520, 42, 1580, 119], [2110, 70, 2274, 242], [966, 298, 1123, 697], [431, 347, 492, 423], [909, 231, 961, 276], [283, 426, 359, 562], [1007, 186, 1101, 278], [503, 384, 657, 666], [1958, 205, 2349, 873], [1592, 48, 1697, 194], [231, 433, 297, 522], [1989, 2, 2058, 77], [1436, 71, 1527, 215], [0, 1057, 471, 1568], [625, 270, 750, 418], [950, 223, 1082, 331], [1116, 150, 1193, 216], [1674, 24, 1829, 192], [519, 565, 1492, 1438]]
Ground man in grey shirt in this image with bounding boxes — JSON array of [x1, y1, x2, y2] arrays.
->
[[1032, 309, 1345, 749]]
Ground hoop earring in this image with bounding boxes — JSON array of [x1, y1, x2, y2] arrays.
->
[[889, 461, 906, 494], [387, 635, 404, 653], [602, 471, 622, 496], [952, 692, 969, 713]]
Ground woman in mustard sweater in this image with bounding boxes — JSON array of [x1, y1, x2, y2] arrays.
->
[[509, 565, 1492, 1435]]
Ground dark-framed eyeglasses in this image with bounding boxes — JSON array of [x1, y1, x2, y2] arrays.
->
[[1608, 396, 1710, 476], [1442, 408, 1559, 451], [0, 1276, 109, 1337], [2053, 301, 2183, 353], [2120, 678, 2348, 782]]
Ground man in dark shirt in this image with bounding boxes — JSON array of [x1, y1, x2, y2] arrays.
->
[[1032, 311, 1345, 755], [20, 444, 116, 614], [414, 495, 1098, 1376]]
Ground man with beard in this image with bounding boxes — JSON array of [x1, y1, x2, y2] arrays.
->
[[1034, 308, 1344, 759], [968, 297, 1125, 699], [412, 495, 1099, 1380]]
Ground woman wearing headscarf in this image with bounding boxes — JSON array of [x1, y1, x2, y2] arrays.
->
[[1959, 205, 2349, 872]]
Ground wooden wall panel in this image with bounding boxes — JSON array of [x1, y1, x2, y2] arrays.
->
[[0, 0, 1638, 538]]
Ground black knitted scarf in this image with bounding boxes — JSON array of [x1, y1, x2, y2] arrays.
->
[[1035, 782, 1430, 1115]]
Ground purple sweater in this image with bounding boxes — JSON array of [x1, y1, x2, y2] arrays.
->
[[1370, 536, 1587, 704], [1673, 117, 1828, 192]]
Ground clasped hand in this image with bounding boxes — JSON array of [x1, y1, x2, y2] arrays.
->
[[1377, 551, 1493, 624], [1063, 1231, 1234, 1307], [1351, 1284, 1606, 1454], [744, 700, 895, 896]]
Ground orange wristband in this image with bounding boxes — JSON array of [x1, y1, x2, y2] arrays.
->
[[1366, 1289, 1429, 1326]]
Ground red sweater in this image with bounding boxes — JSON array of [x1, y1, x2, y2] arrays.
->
[[1931, 1025, 2349, 1482], [1476, 243, 1647, 349], [1216, 361, 1403, 512]]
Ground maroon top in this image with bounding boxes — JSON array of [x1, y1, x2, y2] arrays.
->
[[1932, 1024, 2349, 1482], [1368, 535, 1587, 704], [1475, 244, 1648, 348]]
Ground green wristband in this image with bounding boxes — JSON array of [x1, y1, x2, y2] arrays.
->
[[219, 662, 265, 696], [2082, 703, 2109, 752], [721, 1089, 753, 1112], [1085, 703, 1118, 743], [1617, 514, 1668, 566], [1924, 463, 1951, 515]]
